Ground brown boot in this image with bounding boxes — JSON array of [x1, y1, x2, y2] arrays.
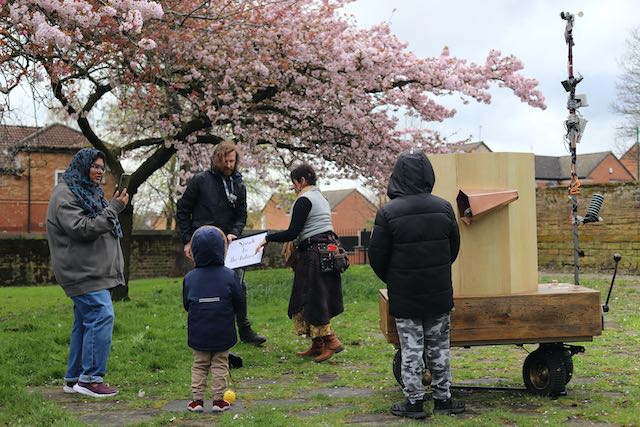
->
[[314, 333, 344, 363], [296, 337, 324, 357]]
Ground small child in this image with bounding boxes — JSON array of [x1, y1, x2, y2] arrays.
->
[[183, 225, 244, 412]]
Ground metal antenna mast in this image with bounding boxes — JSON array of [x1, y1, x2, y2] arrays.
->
[[560, 11, 588, 286]]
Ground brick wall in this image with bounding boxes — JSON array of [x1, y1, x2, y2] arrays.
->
[[588, 154, 635, 183], [127, 231, 187, 279], [332, 192, 377, 234], [0, 231, 286, 286], [2, 182, 638, 286], [0, 233, 54, 285], [621, 145, 639, 180], [536, 182, 640, 273], [0, 174, 29, 232], [0, 151, 117, 233], [260, 191, 377, 236], [261, 198, 291, 230]]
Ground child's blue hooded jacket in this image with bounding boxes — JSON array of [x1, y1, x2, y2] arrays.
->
[[183, 226, 244, 352]]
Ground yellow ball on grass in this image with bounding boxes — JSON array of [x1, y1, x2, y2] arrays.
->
[[223, 389, 236, 404]]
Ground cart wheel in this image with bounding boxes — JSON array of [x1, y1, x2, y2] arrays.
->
[[522, 348, 567, 396], [563, 355, 574, 385], [392, 349, 403, 387], [392, 349, 432, 388]]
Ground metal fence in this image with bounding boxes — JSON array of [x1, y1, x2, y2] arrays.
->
[[334, 229, 371, 251]]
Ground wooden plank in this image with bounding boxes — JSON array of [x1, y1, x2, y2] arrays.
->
[[379, 290, 398, 344], [379, 286, 602, 347]]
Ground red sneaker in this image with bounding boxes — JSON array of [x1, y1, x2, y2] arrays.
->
[[187, 400, 204, 412], [212, 399, 231, 412], [72, 382, 118, 397]]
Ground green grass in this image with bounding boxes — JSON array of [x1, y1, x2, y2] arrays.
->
[[1, 267, 639, 426]]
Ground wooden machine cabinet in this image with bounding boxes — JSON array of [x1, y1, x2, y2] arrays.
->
[[378, 152, 603, 397]]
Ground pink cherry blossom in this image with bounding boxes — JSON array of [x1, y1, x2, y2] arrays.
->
[[1, 0, 545, 191], [137, 38, 156, 50]]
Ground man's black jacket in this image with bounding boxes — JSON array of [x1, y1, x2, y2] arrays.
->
[[368, 152, 460, 319], [176, 169, 247, 244]]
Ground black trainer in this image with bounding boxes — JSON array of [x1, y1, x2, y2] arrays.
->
[[239, 327, 266, 346], [390, 398, 428, 419], [433, 397, 465, 415], [228, 352, 243, 369]]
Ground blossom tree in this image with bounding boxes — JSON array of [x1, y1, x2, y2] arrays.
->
[[1, 0, 545, 298]]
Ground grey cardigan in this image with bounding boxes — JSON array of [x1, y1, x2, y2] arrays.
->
[[46, 183, 126, 297]]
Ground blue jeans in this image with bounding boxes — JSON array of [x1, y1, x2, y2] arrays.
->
[[64, 289, 114, 384]]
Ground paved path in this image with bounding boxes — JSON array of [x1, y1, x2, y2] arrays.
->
[[31, 385, 424, 426]]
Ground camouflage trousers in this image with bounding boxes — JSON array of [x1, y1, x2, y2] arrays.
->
[[395, 313, 452, 402]]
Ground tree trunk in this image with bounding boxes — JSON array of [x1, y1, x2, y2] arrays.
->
[[111, 202, 134, 301]]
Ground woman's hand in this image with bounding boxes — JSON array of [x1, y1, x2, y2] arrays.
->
[[255, 239, 267, 254], [114, 188, 129, 206]]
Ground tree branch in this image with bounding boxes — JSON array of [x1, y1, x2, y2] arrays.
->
[[117, 137, 165, 155], [252, 85, 278, 103], [127, 115, 216, 193], [83, 84, 112, 114], [49, 72, 123, 175]]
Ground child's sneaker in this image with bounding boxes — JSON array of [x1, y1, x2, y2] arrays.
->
[[63, 381, 77, 394], [212, 399, 231, 412], [187, 400, 204, 412]]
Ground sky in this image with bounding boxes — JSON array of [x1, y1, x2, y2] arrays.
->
[[344, 0, 639, 157], [5, 1, 638, 177]]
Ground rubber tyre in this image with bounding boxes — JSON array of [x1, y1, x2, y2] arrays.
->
[[563, 355, 574, 385], [522, 348, 567, 396], [392, 349, 403, 387], [392, 349, 432, 388]]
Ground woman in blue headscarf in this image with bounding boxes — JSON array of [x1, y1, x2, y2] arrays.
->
[[46, 148, 129, 398]]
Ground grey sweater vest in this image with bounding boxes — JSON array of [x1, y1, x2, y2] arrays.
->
[[298, 189, 334, 242]]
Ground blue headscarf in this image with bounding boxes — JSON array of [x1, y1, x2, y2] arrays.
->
[[62, 148, 122, 238]]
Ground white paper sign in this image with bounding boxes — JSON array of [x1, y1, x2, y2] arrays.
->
[[225, 232, 267, 269]]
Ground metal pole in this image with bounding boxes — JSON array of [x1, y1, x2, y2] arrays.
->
[[562, 11, 582, 286], [27, 152, 32, 233], [571, 149, 579, 286], [636, 126, 640, 182], [568, 17, 580, 287]]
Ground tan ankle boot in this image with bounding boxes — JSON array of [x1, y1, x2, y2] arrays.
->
[[296, 337, 324, 357], [314, 333, 344, 362]]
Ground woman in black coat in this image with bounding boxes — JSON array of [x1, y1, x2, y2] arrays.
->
[[257, 163, 344, 363]]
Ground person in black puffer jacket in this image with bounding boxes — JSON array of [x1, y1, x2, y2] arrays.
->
[[183, 225, 245, 412], [368, 151, 464, 419]]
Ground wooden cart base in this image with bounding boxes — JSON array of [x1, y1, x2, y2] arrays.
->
[[379, 284, 602, 346], [379, 284, 602, 396]]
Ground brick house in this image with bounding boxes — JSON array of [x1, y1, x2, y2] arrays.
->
[[458, 141, 493, 153], [620, 144, 639, 181], [534, 151, 635, 188], [258, 188, 377, 236], [0, 123, 117, 233]]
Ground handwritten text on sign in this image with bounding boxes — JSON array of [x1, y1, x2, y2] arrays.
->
[[225, 232, 267, 269]]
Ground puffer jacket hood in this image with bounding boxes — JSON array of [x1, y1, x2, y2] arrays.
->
[[387, 151, 435, 199], [191, 226, 226, 267]]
